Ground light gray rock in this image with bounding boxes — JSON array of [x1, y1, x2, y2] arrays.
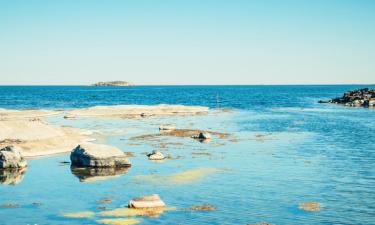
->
[[128, 194, 166, 208], [192, 132, 211, 140], [147, 150, 165, 160], [0, 146, 27, 169], [70, 143, 131, 167]]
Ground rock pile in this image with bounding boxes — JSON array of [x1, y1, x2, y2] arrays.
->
[[319, 88, 375, 107]]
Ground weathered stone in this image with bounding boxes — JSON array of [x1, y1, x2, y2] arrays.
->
[[147, 150, 165, 160], [70, 143, 131, 168], [0, 146, 27, 169], [128, 194, 166, 208]]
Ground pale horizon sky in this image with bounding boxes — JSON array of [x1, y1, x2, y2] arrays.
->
[[0, 0, 374, 85]]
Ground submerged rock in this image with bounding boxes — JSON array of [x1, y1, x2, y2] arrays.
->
[[191, 132, 211, 140], [0, 146, 27, 169], [70, 143, 131, 168], [299, 202, 321, 211], [319, 88, 375, 108], [128, 194, 166, 208], [97, 218, 140, 225], [183, 204, 216, 211], [147, 150, 165, 160]]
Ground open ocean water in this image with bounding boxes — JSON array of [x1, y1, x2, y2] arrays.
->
[[0, 85, 374, 225]]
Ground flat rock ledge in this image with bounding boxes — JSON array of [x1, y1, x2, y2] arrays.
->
[[319, 88, 375, 107], [128, 194, 166, 208], [70, 143, 131, 167], [0, 146, 27, 169]]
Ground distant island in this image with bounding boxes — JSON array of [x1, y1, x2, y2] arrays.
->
[[91, 81, 134, 86], [319, 88, 375, 107]]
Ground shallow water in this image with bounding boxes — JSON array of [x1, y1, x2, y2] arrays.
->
[[0, 85, 374, 225]]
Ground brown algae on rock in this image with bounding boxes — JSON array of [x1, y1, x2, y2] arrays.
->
[[61, 211, 96, 218], [299, 202, 321, 211], [132, 167, 223, 184], [96, 218, 141, 225]]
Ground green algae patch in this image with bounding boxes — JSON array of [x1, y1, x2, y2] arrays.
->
[[61, 211, 96, 218], [97, 218, 141, 225], [133, 167, 223, 184], [99, 206, 176, 217]]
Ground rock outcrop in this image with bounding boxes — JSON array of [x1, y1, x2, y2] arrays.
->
[[128, 194, 166, 208], [92, 81, 134, 86], [0, 146, 27, 169], [319, 88, 375, 107], [70, 143, 131, 167], [147, 150, 165, 160]]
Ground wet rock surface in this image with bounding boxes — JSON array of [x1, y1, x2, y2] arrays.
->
[[70, 143, 131, 168], [319, 88, 375, 107], [0, 146, 27, 169]]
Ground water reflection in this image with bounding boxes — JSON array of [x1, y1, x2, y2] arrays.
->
[[0, 167, 27, 185], [70, 167, 130, 182]]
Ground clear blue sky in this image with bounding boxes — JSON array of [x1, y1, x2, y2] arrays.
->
[[0, 0, 374, 85]]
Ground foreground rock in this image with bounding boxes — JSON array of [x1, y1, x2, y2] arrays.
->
[[147, 150, 165, 160], [92, 81, 134, 86], [128, 194, 166, 208], [319, 88, 375, 107], [70, 143, 131, 167], [66, 104, 209, 118], [0, 146, 27, 169]]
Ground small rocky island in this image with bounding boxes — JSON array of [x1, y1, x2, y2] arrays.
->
[[319, 88, 375, 107], [91, 81, 134, 86]]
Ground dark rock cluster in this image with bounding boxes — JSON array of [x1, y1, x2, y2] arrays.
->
[[319, 88, 375, 107]]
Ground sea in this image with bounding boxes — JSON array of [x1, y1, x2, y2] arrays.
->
[[0, 85, 374, 225]]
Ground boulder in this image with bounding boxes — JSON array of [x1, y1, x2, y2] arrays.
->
[[192, 132, 211, 140], [0, 146, 27, 169], [128, 194, 166, 208], [159, 124, 176, 131], [147, 150, 165, 160], [70, 143, 131, 167]]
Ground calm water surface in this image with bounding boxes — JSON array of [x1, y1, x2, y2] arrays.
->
[[0, 85, 374, 225]]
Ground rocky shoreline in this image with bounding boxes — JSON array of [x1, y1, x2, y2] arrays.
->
[[319, 88, 375, 107]]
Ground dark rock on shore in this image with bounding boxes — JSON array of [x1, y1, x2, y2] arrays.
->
[[319, 88, 375, 107]]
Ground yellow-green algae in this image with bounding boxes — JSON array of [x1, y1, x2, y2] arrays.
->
[[96, 218, 141, 225], [61, 211, 96, 218], [132, 167, 223, 184]]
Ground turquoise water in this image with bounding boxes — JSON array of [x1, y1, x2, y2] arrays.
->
[[0, 85, 374, 225]]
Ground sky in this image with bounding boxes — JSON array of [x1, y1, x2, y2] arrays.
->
[[0, 0, 374, 85]]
